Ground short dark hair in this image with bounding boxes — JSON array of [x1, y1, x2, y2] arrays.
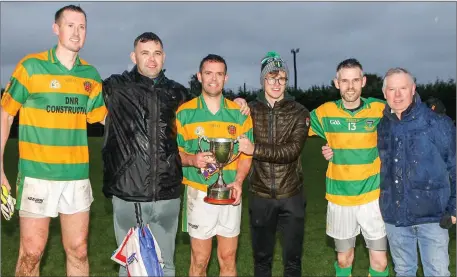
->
[[336, 58, 363, 74], [199, 54, 227, 73], [134, 32, 163, 48], [55, 5, 86, 23]]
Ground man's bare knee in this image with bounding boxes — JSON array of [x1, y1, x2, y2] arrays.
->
[[16, 218, 49, 276], [60, 212, 89, 264], [190, 250, 210, 275], [216, 236, 238, 276], [16, 247, 44, 275], [337, 249, 354, 268], [64, 240, 88, 262], [369, 250, 388, 272], [190, 259, 209, 275], [189, 237, 212, 276], [218, 249, 236, 270]]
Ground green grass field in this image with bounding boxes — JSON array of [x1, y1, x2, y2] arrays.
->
[[1, 137, 455, 276]]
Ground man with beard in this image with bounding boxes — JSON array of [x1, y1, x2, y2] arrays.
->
[[0, 5, 107, 276], [308, 58, 389, 277], [176, 54, 254, 277], [102, 34, 250, 277]]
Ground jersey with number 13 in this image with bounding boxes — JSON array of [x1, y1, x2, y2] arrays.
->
[[309, 97, 386, 206]]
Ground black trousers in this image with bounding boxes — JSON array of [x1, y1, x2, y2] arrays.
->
[[249, 191, 306, 277]]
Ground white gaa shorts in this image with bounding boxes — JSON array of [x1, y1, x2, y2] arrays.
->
[[184, 186, 242, 240], [326, 199, 386, 240], [17, 176, 94, 218]]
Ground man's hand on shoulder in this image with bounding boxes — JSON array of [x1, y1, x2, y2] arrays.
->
[[233, 98, 250, 116]]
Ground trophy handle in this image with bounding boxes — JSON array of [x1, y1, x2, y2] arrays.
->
[[197, 135, 219, 179], [226, 152, 241, 166], [198, 136, 208, 153], [225, 138, 241, 166]]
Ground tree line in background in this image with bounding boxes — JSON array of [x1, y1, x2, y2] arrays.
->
[[189, 73, 456, 120], [1, 73, 455, 138]]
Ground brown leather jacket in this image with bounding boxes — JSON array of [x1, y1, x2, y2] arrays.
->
[[248, 92, 310, 199]]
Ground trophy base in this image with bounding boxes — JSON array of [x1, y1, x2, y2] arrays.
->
[[204, 197, 235, 205]]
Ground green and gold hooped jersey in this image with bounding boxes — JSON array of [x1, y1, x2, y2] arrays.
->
[[176, 95, 254, 192], [1, 46, 107, 181], [309, 97, 386, 206]]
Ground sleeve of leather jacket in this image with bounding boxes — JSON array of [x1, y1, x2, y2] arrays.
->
[[253, 107, 310, 164], [437, 116, 456, 217], [102, 76, 115, 107], [178, 86, 193, 105]]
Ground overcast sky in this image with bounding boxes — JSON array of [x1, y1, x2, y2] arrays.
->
[[1, 2, 456, 91]]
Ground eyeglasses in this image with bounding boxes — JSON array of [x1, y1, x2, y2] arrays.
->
[[265, 77, 288, 85]]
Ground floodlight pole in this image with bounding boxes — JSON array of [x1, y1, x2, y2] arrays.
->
[[291, 48, 300, 90]]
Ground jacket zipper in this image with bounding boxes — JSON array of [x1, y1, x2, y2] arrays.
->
[[268, 105, 276, 199], [149, 84, 157, 201], [397, 121, 406, 225]]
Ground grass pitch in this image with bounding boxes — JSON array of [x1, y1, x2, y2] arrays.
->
[[1, 137, 455, 276]]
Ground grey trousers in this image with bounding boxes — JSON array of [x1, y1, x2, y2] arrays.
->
[[112, 196, 180, 277]]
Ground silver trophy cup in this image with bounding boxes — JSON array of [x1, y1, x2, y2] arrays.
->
[[198, 137, 240, 204]]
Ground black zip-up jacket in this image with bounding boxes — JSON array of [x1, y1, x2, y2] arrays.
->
[[101, 67, 191, 202], [248, 91, 311, 199]]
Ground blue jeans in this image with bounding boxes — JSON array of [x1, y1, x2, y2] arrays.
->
[[385, 222, 450, 277]]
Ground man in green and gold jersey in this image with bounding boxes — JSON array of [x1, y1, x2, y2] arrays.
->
[[176, 54, 253, 277], [0, 5, 106, 276], [309, 58, 388, 277]]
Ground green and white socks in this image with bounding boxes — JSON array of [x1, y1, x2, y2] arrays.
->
[[334, 261, 352, 277], [369, 265, 389, 277], [334, 261, 389, 277]]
